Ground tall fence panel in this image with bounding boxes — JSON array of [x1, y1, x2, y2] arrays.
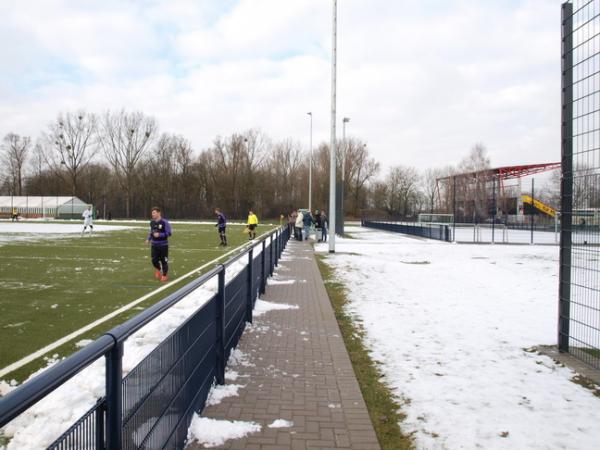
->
[[362, 220, 451, 242], [560, 1, 600, 369]]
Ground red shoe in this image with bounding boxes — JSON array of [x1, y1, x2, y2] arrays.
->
[[154, 269, 161, 280], [160, 275, 169, 282]]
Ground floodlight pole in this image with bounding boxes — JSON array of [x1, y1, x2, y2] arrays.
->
[[329, 0, 337, 253]]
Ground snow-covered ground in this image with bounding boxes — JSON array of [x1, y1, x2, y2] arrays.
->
[[316, 227, 600, 450], [0, 222, 137, 246]]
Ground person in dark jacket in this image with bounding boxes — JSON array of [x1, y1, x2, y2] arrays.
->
[[145, 206, 172, 282], [302, 210, 313, 241], [321, 210, 329, 242], [215, 208, 227, 246], [314, 210, 323, 242]]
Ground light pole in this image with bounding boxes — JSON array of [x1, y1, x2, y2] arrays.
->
[[307, 112, 313, 212], [328, 0, 337, 253], [341, 117, 350, 235]]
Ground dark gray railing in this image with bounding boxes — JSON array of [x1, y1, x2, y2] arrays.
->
[[362, 220, 451, 242], [0, 224, 292, 450]]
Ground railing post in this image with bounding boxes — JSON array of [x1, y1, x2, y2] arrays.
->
[[105, 341, 123, 450], [246, 249, 253, 323], [260, 240, 266, 295], [274, 231, 279, 267], [269, 235, 274, 276], [216, 267, 226, 385], [95, 399, 105, 450]]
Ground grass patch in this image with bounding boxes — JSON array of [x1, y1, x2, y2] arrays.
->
[[580, 348, 600, 359], [316, 255, 413, 450], [0, 222, 274, 380]]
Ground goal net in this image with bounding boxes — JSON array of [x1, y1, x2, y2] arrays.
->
[[418, 213, 454, 224]]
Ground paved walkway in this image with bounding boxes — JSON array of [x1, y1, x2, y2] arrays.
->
[[191, 239, 380, 449]]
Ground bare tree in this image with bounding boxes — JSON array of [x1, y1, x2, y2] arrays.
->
[[99, 110, 157, 218], [386, 166, 420, 218], [344, 139, 380, 215], [1, 133, 31, 195], [458, 143, 491, 222], [46, 111, 98, 196]]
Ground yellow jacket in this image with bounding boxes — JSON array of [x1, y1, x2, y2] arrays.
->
[[247, 213, 259, 225]]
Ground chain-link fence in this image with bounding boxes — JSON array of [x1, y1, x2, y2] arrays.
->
[[559, 1, 600, 369]]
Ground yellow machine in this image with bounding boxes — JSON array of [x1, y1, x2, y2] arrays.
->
[[521, 195, 556, 217]]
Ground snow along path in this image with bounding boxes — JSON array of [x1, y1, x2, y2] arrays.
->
[[0, 242, 266, 449], [316, 226, 600, 450]]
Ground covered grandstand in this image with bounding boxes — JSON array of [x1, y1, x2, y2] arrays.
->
[[0, 196, 91, 219]]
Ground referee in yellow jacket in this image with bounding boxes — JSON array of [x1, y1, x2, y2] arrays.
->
[[247, 210, 259, 240]]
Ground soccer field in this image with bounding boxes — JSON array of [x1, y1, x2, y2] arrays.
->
[[0, 220, 274, 381]]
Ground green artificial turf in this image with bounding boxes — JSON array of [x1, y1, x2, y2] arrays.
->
[[0, 221, 274, 380]]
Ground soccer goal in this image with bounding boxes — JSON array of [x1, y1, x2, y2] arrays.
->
[[418, 213, 454, 224]]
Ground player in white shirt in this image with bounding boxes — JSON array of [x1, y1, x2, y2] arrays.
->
[[82, 206, 94, 236]]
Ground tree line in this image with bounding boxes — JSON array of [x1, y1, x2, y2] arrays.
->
[[2, 109, 573, 221]]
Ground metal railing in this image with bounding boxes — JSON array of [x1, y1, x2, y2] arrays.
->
[[0, 224, 291, 449], [560, 1, 600, 369], [362, 220, 452, 242]]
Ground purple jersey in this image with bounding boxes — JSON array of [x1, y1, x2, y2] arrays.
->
[[216, 212, 227, 230], [148, 218, 172, 246]]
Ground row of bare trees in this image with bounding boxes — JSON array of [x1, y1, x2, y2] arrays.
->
[[6, 109, 568, 221], [0, 110, 387, 219]]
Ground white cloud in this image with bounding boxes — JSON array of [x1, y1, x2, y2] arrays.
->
[[0, 0, 562, 172]]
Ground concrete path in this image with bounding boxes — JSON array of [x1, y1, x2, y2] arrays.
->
[[190, 239, 380, 449]]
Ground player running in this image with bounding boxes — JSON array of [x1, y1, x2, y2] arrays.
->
[[215, 208, 227, 246], [145, 206, 172, 282], [247, 210, 259, 240], [81, 205, 94, 236]]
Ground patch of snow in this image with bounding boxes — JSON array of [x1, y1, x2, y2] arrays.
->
[[225, 371, 240, 381], [267, 279, 296, 285], [186, 415, 261, 448], [253, 299, 299, 317], [227, 349, 255, 367], [0, 380, 17, 396], [267, 419, 294, 428], [74, 339, 93, 349], [206, 384, 245, 406]]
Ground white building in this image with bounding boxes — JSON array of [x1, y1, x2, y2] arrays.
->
[[0, 196, 91, 219]]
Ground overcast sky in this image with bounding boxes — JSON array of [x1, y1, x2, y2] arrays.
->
[[0, 0, 560, 171]]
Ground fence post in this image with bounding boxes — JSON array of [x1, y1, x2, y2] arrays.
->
[[216, 267, 226, 384], [246, 249, 253, 323], [530, 178, 535, 245], [559, 1, 573, 353], [260, 240, 266, 295], [105, 341, 123, 450]]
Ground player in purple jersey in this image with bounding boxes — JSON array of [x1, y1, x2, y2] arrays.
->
[[215, 208, 227, 246], [144, 206, 172, 282]]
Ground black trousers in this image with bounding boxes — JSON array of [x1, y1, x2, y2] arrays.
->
[[151, 245, 169, 275]]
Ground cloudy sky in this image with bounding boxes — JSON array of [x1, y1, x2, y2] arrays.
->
[[0, 0, 560, 171]]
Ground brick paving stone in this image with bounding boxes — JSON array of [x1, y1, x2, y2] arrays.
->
[[187, 240, 380, 449]]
